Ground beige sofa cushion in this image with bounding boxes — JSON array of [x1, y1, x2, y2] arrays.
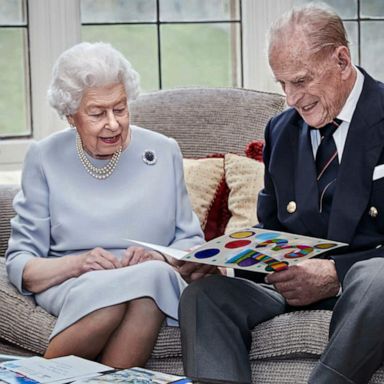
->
[[183, 157, 224, 229], [224, 154, 264, 233]]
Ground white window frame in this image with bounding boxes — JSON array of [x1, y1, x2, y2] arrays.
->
[[0, 0, 289, 170], [0, 0, 81, 170], [242, 0, 293, 93]]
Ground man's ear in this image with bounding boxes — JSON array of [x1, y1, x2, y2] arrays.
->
[[334, 46, 352, 78]]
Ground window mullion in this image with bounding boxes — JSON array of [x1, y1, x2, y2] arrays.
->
[[242, 0, 292, 92], [29, 0, 81, 141]]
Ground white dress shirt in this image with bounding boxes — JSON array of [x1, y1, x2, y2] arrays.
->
[[310, 67, 364, 161]]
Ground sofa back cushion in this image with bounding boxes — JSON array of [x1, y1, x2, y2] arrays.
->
[[130, 87, 285, 158]]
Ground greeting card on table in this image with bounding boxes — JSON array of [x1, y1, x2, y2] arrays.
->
[[0, 355, 111, 384], [72, 366, 191, 384], [128, 228, 347, 274]]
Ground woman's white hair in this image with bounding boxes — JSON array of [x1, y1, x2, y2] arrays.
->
[[48, 42, 140, 118]]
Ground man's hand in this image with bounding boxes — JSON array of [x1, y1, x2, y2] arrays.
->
[[121, 246, 167, 267], [265, 259, 340, 306]]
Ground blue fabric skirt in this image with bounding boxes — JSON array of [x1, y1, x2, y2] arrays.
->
[[35, 260, 187, 339]]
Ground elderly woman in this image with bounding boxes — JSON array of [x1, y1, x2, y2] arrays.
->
[[5, 42, 209, 368]]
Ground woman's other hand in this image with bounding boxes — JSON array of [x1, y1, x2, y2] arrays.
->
[[121, 246, 167, 267], [78, 247, 121, 274], [23, 247, 120, 294], [171, 260, 222, 283]]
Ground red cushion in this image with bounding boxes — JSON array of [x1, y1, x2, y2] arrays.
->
[[204, 177, 231, 240], [245, 140, 264, 162], [202, 153, 231, 240]]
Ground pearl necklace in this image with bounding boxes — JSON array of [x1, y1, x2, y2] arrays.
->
[[76, 133, 122, 180]]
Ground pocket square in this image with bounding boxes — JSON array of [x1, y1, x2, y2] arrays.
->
[[373, 164, 384, 180]]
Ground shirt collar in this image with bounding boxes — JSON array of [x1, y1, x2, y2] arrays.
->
[[337, 66, 364, 123]]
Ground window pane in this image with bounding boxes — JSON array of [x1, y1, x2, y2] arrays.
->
[[161, 23, 241, 88], [344, 21, 358, 64], [361, 21, 384, 81], [160, 0, 239, 21], [361, 0, 384, 18], [81, 0, 156, 23], [0, 0, 25, 25], [293, 0, 357, 18], [0, 28, 29, 137], [81, 25, 159, 92]]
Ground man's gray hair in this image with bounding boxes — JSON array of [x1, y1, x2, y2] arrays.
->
[[268, 2, 349, 58], [48, 42, 140, 118]]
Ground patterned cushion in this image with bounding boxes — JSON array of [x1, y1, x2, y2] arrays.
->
[[224, 153, 264, 233], [203, 176, 231, 241], [183, 157, 226, 231]]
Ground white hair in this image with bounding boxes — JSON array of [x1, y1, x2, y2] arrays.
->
[[48, 42, 140, 118], [268, 2, 350, 59]]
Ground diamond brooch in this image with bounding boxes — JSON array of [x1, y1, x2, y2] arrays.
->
[[142, 150, 157, 165]]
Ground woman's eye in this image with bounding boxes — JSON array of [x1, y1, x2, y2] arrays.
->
[[91, 112, 104, 118]]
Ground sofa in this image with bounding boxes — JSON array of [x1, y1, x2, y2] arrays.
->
[[1, 87, 383, 383]]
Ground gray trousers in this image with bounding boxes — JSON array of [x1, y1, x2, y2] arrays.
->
[[179, 258, 384, 384]]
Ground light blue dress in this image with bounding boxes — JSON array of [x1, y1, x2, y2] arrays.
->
[[6, 126, 204, 339]]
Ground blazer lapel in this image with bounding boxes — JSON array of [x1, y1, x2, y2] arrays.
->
[[329, 70, 384, 243]]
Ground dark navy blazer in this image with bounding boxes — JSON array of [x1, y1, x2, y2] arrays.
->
[[249, 68, 384, 284]]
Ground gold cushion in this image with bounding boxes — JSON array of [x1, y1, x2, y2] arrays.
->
[[183, 158, 224, 229], [224, 153, 264, 233]]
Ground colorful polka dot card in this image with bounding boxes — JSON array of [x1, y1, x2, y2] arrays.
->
[[182, 228, 347, 273], [126, 228, 347, 274]]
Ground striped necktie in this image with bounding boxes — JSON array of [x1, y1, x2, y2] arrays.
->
[[315, 118, 342, 217]]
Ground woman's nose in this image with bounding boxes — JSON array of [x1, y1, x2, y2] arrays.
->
[[106, 110, 119, 130]]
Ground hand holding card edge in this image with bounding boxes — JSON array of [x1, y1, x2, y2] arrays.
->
[[123, 239, 188, 260]]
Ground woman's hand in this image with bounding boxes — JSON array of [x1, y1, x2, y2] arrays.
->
[[23, 247, 120, 293], [170, 259, 222, 283], [121, 246, 166, 267], [166, 245, 223, 282], [77, 247, 121, 274]]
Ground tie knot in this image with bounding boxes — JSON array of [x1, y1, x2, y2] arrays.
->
[[319, 118, 342, 139]]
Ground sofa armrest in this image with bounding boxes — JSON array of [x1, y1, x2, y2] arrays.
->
[[0, 258, 55, 355], [0, 184, 20, 258]]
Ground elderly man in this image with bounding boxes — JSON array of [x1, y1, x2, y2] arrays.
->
[[179, 4, 384, 384]]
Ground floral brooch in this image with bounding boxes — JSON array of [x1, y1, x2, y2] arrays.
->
[[142, 150, 157, 165]]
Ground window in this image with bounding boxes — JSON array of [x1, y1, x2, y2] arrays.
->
[[80, 0, 243, 92], [0, 0, 80, 169], [0, 0, 30, 139]]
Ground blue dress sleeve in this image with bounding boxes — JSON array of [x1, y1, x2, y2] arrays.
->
[[5, 142, 51, 294]]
